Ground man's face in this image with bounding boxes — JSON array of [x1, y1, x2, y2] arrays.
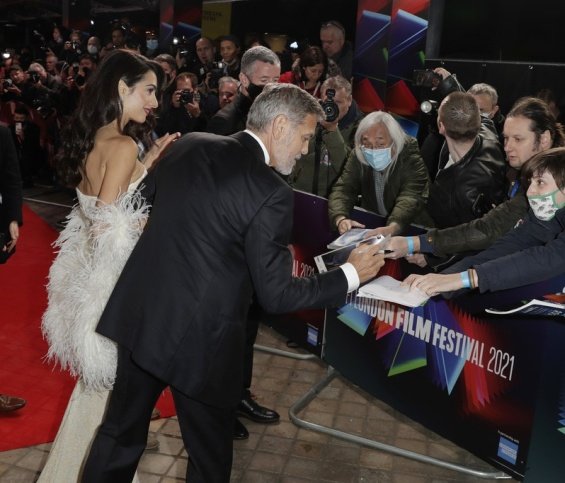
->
[[112, 30, 125, 47], [196, 39, 215, 64], [472, 93, 497, 119], [320, 27, 344, 58], [503, 115, 549, 169], [13, 113, 26, 123], [79, 59, 94, 71], [176, 77, 193, 93], [10, 69, 24, 84], [321, 87, 351, 122], [219, 81, 238, 108], [241, 61, 280, 90], [45, 56, 57, 72], [271, 114, 317, 175], [220, 40, 239, 63], [157, 61, 175, 81]]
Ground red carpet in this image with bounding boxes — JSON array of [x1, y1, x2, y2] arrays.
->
[[0, 205, 175, 451]]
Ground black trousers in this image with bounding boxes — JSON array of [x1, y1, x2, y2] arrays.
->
[[82, 346, 234, 483]]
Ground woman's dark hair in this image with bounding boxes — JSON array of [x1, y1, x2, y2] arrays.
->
[[522, 146, 565, 190], [507, 96, 565, 149], [57, 49, 164, 187], [296, 46, 328, 82]]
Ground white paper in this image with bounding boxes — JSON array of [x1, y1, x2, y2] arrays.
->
[[357, 275, 429, 307]]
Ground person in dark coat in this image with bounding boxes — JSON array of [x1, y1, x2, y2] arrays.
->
[[81, 84, 384, 482], [0, 125, 22, 263]]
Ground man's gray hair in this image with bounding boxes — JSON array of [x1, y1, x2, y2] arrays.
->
[[354, 111, 407, 167], [468, 82, 499, 105], [241, 46, 280, 77], [218, 76, 239, 90], [247, 83, 324, 132], [321, 75, 352, 97]]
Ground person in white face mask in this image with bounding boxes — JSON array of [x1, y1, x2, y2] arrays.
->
[[402, 146, 565, 296], [328, 110, 430, 237]]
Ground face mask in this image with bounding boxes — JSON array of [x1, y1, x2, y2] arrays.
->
[[246, 82, 264, 102], [146, 39, 158, 51], [362, 146, 392, 171], [528, 189, 565, 221], [87, 45, 98, 55]]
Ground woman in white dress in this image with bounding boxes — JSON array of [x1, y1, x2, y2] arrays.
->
[[40, 49, 179, 482]]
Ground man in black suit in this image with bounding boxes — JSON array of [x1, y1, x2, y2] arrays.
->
[[207, 45, 280, 136], [0, 125, 23, 263], [82, 84, 384, 482], [208, 44, 283, 439]]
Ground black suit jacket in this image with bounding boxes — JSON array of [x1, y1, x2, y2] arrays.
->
[[0, 126, 22, 235], [206, 92, 252, 135], [97, 131, 348, 408]]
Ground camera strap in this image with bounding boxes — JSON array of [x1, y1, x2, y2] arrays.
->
[[311, 127, 323, 196]]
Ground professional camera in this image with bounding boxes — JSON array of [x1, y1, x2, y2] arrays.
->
[[2, 78, 13, 90], [74, 67, 90, 87], [28, 70, 41, 84], [172, 36, 191, 59], [179, 89, 200, 105], [412, 69, 442, 88], [319, 88, 339, 122], [204, 61, 225, 90]]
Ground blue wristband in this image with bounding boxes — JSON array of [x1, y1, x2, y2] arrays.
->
[[460, 271, 471, 289], [406, 237, 414, 255]]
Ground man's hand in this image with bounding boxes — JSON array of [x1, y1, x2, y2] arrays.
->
[[336, 217, 365, 234], [185, 100, 201, 118], [401, 272, 462, 296], [405, 254, 428, 268], [363, 223, 399, 240], [4, 221, 19, 252], [319, 118, 339, 132], [347, 244, 385, 284]]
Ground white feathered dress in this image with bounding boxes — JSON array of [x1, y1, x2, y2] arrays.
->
[[39, 175, 148, 483]]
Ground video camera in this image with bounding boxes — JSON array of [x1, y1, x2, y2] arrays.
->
[[203, 61, 225, 90], [27, 70, 41, 84], [2, 78, 13, 90], [412, 69, 442, 88], [172, 36, 191, 59], [320, 88, 339, 122]]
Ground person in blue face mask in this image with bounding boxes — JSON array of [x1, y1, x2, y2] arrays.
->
[[328, 110, 430, 237], [402, 147, 565, 296]]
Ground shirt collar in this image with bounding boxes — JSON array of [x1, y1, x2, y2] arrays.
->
[[244, 129, 270, 166]]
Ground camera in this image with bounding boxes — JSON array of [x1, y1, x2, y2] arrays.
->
[[179, 89, 200, 105], [172, 36, 191, 59], [412, 69, 441, 88], [205, 61, 225, 90], [320, 88, 339, 122], [28, 70, 41, 84], [74, 67, 90, 87], [2, 78, 13, 89]]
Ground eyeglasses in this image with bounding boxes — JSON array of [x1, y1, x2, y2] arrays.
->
[[321, 21, 345, 35]]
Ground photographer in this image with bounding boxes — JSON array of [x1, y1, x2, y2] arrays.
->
[[219, 35, 241, 78], [156, 72, 207, 136], [72, 54, 97, 91], [59, 30, 84, 65], [1, 65, 27, 104], [288, 75, 363, 196], [9, 105, 43, 188]]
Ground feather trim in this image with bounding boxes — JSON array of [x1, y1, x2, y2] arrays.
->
[[42, 189, 149, 391]]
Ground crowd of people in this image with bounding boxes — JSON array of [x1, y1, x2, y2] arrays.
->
[[2, 15, 565, 483]]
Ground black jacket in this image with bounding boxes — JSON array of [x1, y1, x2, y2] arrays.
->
[[206, 91, 252, 136], [425, 123, 507, 229]]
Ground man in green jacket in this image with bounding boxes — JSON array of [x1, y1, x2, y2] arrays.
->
[[384, 97, 565, 266], [328, 110, 430, 237], [287, 75, 363, 197]]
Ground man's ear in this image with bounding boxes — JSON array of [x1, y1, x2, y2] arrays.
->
[[271, 114, 288, 141], [437, 119, 446, 136], [540, 129, 552, 150], [238, 72, 248, 88]]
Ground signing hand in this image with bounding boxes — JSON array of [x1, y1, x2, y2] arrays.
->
[[347, 244, 385, 284], [143, 132, 181, 170], [336, 217, 365, 235], [363, 223, 399, 240], [402, 272, 462, 296]]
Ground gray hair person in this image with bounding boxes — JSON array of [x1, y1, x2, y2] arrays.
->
[[240, 45, 280, 77], [354, 111, 407, 170], [248, 82, 324, 132]]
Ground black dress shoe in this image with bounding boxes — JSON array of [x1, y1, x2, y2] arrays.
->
[[237, 395, 280, 424], [233, 418, 249, 440]]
